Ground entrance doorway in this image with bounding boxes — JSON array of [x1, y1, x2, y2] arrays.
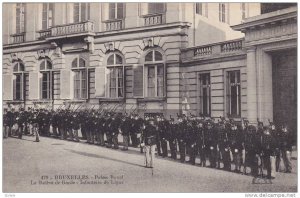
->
[[272, 49, 297, 144]]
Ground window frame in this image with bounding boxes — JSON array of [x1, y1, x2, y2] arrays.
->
[[39, 58, 53, 100], [73, 3, 90, 23], [144, 50, 165, 98], [219, 3, 226, 23], [140, 3, 166, 16], [106, 53, 125, 99], [16, 3, 26, 34], [42, 3, 54, 30], [196, 3, 203, 15], [226, 70, 241, 118], [198, 72, 211, 117], [108, 3, 125, 20], [13, 62, 25, 101], [71, 57, 88, 99]]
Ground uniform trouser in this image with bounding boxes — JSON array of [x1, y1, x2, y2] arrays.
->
[[233, 150, 242, 171], [169, 140, 177, 159], [3, 125, 9, 138], [144, 145, 156, 167], [123, 135, 129, 150], [209, 146, 217, 168], [18, 125, 23, 138], [189, 144, 197, 165], [99, 132, 105, 146], [244, 150, 255, 174], [263, 155, 276, 178], [161, 139, 168, 157], [156, 137, 162, 156], [52, 127, 59, 137], [130, 133, 138, 147], [60, 128, 67, 140], [222, 149, 231, 171], [112, 134, 119, 149], [199, 146, 206, 166], [81, 127, 87, 140], [178, 141, 186, 163], [33, 124, 40, 142], [281, 150, 292, 172], [106, 133, 112, 148], [72, 129, 79, 141]]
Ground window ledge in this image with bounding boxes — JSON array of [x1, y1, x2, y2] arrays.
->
[[65, 99, 88, 104], [140, 13, 165, 18], [137, 97, 166, 102], [6, 100, 24, 104], [32, 100, 53, 104], [98, 98, 125, 102]]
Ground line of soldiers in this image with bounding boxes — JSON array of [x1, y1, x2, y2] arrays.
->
[[3, 106, 294, 179]]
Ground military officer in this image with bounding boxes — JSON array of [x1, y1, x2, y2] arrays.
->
[[141, 118, 157, 168]]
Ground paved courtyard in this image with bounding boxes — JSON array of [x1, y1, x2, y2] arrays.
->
[[3, 136, 297, 193]]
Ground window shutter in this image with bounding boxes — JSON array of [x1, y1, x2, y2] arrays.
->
[[60, 70, 71, 99], [133, 64, 144, 98], [81, 3, 86, 21], [29, 72, 40, 100], [3, 74, 13, 100], [94, 67, 106, 98], [117, 3, 124, 19]]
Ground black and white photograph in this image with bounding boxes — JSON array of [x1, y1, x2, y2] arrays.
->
[[1, 1, 298, 195]]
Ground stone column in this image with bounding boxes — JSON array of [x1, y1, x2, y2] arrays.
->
[[246, 47, 258, 124]]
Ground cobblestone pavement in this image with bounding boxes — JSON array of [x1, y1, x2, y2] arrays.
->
[[3, 136, 297, 193]]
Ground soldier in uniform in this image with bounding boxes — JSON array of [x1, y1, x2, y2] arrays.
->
[[187, 116, 198, 165], [111, 113, 121, 149], [71, 111, 80, 142], [217, 119, 231, 170], [195, 118, 206, 167], [243, 123, 257, 175], [141, 118, 157, 168], [3, 109, 9, 138], [261, 126, 276, 179], [166, 117, 178, 160], [158, 116, 168, 157], [120, 114, 131, 150], [105, 113, 113, 148], [206, 120, 217, 168], [31, 108, 40, 142], [177, 116, 187, 163], [278, 124, 292, 173], [230, 122, 244, 173]]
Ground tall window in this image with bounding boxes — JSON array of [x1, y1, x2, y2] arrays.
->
[[13, 62, 25, 100], [42, 3, 54, 29], [74, 3, 90, 23], [107, 53, 124, 98], [199, 73, 211, 116], [241, 3, 246, 20], [40, 58, 53, 99], [16, 3, 26, 33], [227, 71, 241, 117], [145, 50, 164, 97], [72, 57, 87, 99], [108, 3, 124, 19], [196, 3, 203, 15], [219, 3, 226, 23], [148, 3, 165, 14]]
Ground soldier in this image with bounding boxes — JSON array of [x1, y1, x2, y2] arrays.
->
[[70, 111, 80, 142], [158, 116, 168, 158], [261, 126, 276, 179], [111, 113, 121, 149], [230, 121, 244, 173], [105, 113, 113, 148], [217, 119, 231, 170], [166, 117, 178, 160], [16, 108, 25, 139], [278, 124, 292, 173], [31, 108, 40, 142], [120, 114, 131, 150], [206, 120, 217, 168], [243, 123, 257, 175], [177, 116, 187, 163], [195, 118, 206, 167], [51, 110, 60, 138], [187, 116, 198, 165], [141, 118, 157, 168]]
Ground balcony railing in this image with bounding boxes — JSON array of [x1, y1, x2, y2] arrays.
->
[[194, 46, 212, 56], [38, 29, 51, 40], [143, 14, 163, 26], [193, 38, 244, 57], [221, 39, 243, 53], [51, 20, 94, 37], [11, 32, 25, 43], [104, 19, 123, 31]]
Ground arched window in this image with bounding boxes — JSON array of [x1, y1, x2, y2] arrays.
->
[[107, 53, 124, 98], [144, 50, 165, 97], [13, 62, 25, 100], [40, 58, 53, 99], [72, 57, 87, 99]]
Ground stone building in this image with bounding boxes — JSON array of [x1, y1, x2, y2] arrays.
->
[[3, 2, 297, 134], [181, 5, 297, 136], [2, 2, 260, 118]]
